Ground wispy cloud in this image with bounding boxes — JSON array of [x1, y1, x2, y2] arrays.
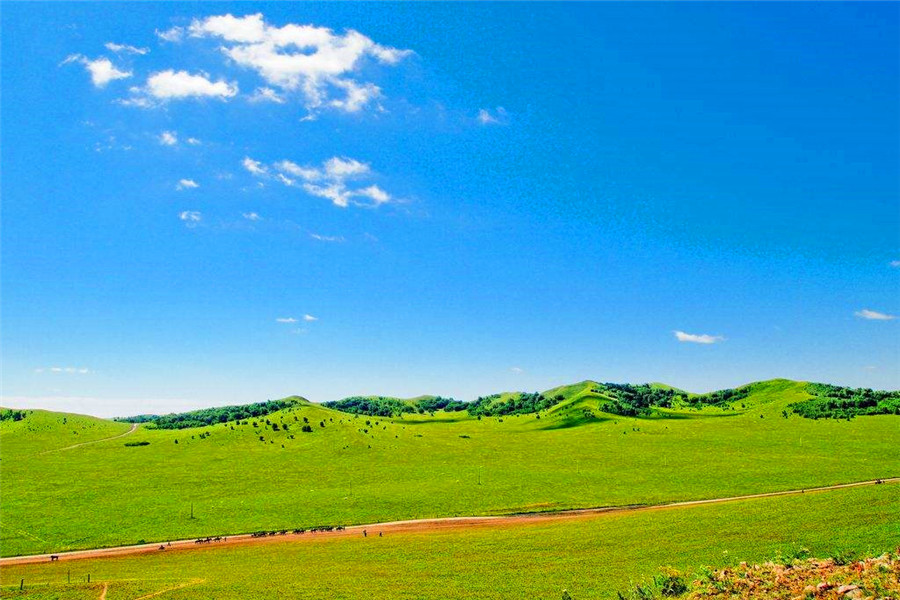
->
[[159, 131, 178, 146], [105, 42, 149, 55], [242, 156, 268, 176], [303, 314, 318, 322], [891, 260, 900, 268], [243, 156, 394, 208], [176, 178, 199, 190], [242, 212, 261, 221], [276, 317, 298, 323], [248, 86, 286, 104], [510, 367, 523, 374], [179, 211, 202, 227], [674, 330, 725, 344], [34, 367, 91, 374], [62, 54, 131, 87], [477, 107, 508, 125], [310, 233, 346, 242], [854, 309, 897, 321]]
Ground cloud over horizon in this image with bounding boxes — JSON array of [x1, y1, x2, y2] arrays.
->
[[854, 309, 897, 321], [674, 330, 725, 344]]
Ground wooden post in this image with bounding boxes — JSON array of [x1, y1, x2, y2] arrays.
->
[[190, 502, 194, 519], [68, 570, 71, 583], [20, 579, 23, 590], [87, 574, 90, 583]]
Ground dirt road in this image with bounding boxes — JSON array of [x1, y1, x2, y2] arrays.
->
[[2, 477, 895, 566], [41, 423, 138, 454]]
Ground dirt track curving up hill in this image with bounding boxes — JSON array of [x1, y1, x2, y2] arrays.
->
[[2, 477, 895, 566]]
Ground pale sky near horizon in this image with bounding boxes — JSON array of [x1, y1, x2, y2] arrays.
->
[[2, 3, 898, 418]]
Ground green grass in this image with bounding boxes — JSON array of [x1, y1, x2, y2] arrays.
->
[[2, 379, 898, 557], [2, 483, 898, 599]]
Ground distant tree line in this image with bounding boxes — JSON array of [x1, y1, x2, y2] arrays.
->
[[323, 396, 414, 417], [791, 383, 900, 420], [0, 409, 27, 422], [322, 383, 758, 419], [600, 384, 749, 417], [467, 392, 562, 417], [323, 396, 468, 417], [116, 399, 298, 430]]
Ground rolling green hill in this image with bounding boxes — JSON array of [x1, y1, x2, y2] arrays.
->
[[1, 379, 898, 557]]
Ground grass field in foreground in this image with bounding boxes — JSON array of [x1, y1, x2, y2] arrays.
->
[[2, 484, 898, 600], [2, 380, 899, 557]]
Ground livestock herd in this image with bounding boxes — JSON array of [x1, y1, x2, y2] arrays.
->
[[250, 525, 346, 538]]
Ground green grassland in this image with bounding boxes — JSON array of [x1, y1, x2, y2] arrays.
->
[[2, 483, 898, 599], [1, 379, 898, 557]]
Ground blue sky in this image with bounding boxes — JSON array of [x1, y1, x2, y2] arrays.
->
[[2, 3, 898, 417]]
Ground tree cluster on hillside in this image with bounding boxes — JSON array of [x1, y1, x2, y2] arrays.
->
[[323, 396, 414, 417], [601, 384, 680, 416], [689, 387, 750, 407], [599, 384, 748, 416], [415, 396, 468, 413], [0, 409, 27, 422], [467, 392, 563, 417], [791, 383, 900, 420], [324, 396, 468, 417], [116, 399, 297, 430]]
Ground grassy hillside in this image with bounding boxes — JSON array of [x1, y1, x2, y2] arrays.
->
[[2, 483, 897, 599], [1, 379, 898, 557]]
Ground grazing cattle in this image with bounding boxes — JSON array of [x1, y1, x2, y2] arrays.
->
[[363, 529, 367, 537], [158, 545, 165, 551], [50, 555, 59, 562]]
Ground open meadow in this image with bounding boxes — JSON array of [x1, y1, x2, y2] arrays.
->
[[2, 380, 898, 558], [2, 482, 898, 599]]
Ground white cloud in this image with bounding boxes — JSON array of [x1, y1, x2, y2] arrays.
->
[[891, 260, 900, 268], [477, 107, 507, 125], [186, 137, 201, 145], [179, 211, 202, 225], [35, 367, 91, 375], [854, 309, 897, 321], [324, 157, 369, 178], [249, 86, 286, 104], [156, 26, 185, 42], [303, 314, 318, 322], [674, 330, 725, 344], [176, 179, 199, 190], [510, 367, 523, 374], [256, 156, 391, 208], [146, 70, 238, 100], [276, 317, 298, 323], [310, 233, 345, 242], [124, 70, 238, 107], [186, 13, 411, 112], [355, 185, 391, 206], [242, 156, 268, 176], [242, 212, 261, 221], [159, 131, 178, 146], [105, 42, 149, 55], [276, 160, 320, 181], [63, 54, 132, 87], [276, 173, 296, 187]]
